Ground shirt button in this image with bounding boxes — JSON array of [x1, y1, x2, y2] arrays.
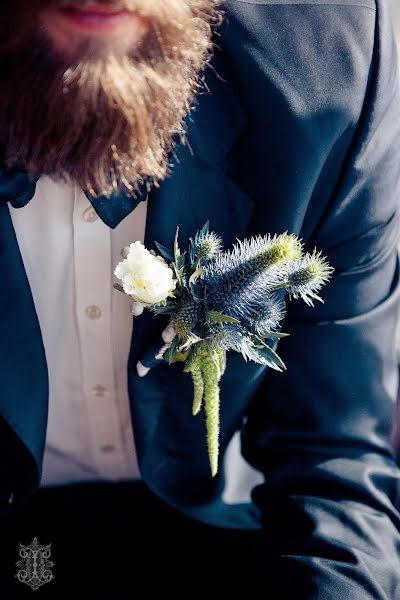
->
[[100, 444, 116, 454], [91, 385, 108, 398], [85, 305, 102, 320], [82, 207, 98, 223]]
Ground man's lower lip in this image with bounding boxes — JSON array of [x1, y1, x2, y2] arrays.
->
[[57, 7, 134, 33]]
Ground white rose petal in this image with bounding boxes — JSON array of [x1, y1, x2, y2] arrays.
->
[[114, 241, 176, 306], [131, 302, 145, 316]]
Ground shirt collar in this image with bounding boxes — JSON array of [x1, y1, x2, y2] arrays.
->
[[0, 169, 147, 229]]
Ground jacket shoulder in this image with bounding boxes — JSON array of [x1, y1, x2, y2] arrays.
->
[[221, 0, 377, 130], [217, 0, 398, 253]]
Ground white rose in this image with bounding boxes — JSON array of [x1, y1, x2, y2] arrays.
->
[[114, 241, 176, 306]]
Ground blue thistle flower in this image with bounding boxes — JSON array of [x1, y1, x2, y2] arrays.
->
[[190, 223, 223, 265], [172, 297, 203, 340], [210, 233, 302, 274], [207, 323, 247, 351], [248, 296, 286, 335], [207, 276, 271, 320], [285, 249, 334, 306], [204, 233, 302, 320], [206, 324, 286, 371]]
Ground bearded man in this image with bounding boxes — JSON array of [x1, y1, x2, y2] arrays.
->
[[1, 0, 400, 598]]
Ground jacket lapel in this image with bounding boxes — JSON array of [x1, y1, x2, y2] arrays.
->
[[143, 49, 251, 251], [0, 198, 48, 498]]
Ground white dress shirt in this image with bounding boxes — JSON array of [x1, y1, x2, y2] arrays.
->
[[9, 177, 146, 486]]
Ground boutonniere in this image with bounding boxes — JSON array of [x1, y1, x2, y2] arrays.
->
[[114, 224, 333, 476]]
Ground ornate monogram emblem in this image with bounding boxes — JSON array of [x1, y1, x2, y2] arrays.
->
[[15, 538, 55, 590]]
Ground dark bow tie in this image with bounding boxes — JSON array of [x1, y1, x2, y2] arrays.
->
[[0, 169, 147, 229]]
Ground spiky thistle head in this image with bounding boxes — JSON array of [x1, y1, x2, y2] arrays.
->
[[191, 230, 223, 263], [285, 249, 334, 306], [203, 233, 303, 320], [248, 296, 285, 335], [254, 233, 303, 270], [210, 233, 303, 276], [207, 323, 247, 351], [172, 298, 203, 340]]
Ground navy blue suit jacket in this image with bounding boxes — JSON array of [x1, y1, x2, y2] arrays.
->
[[1, 0, 400, 596]]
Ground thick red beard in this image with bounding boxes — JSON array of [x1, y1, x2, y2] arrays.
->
[[0, 0, 221, 197]]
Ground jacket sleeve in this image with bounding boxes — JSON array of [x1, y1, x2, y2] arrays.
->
[[224, 1, 400, 597]]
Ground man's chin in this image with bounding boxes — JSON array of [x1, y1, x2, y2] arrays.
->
[[39, 5, 150, 62]]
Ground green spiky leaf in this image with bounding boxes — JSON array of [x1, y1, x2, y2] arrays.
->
[[189, 268, 206, 286], [164, 337, 180, 364], [174, 227, 181, 263], [154, 242, 173, 263], [207, 311, 239, 324], [164, 338, 189, 364], [254, 342, 286, 371], [199, 221, 210, 237], [264, 331, 290, 340]]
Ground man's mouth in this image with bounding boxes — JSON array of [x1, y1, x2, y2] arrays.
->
[[55, 3, 136, 34]]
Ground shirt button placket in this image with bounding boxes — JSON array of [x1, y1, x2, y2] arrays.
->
[[74, 186, 122, 480]]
